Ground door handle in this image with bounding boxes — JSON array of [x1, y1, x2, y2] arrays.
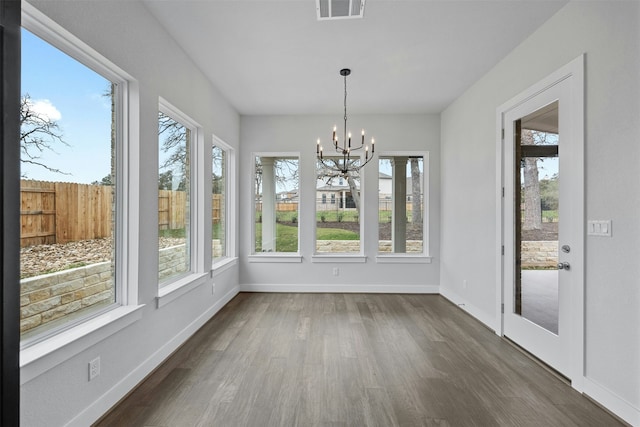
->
[[558, 262, 570, 270]]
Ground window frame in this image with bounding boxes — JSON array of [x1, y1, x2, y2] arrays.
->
[[19, 2, 143, 383], [156, 97, 207, 305], [376, 151, 431, 263], [248, 152, 301, 263], [211, 135, 237, 272]]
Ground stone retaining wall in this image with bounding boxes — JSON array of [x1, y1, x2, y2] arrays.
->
[[20, 243, 200, 334], [158, 245, 188, 281], [522, 240, 558, 268], [20, 261, 114, 334], [316, 240, 423, 253]]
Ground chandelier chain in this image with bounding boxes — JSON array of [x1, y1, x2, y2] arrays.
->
[[343, 73, 348, 144]]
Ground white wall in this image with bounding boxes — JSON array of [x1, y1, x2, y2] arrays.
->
[[21, 2, 240, 426], [440, 1, 639, 423], [240, 114, 440, 292]]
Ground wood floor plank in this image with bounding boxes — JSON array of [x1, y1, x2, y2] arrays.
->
[[95, 294, 624, 427]]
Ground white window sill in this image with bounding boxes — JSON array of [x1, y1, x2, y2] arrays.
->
[[376, 255, 433, 264], [157, 273, 209, 308], [312, 254, 367, 263], [211, 256, 238, 275], [248, 254, 303, 263], [20, 304, 145, 385]]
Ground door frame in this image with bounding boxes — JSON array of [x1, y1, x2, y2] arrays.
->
[[1, 0, 23, 424], [495, 55, 585, 391]]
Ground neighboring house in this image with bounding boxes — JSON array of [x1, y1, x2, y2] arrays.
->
[[316, 175, 356, 209], [315, 172, 423, 211], [277, 190, 298, 203]]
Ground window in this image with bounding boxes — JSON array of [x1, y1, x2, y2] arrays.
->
[[212, 136, 235, 265], [253, 155, 299, 253], [315, 157, 361, 254], [19, 22, 132, 341], [378, 154, 427, 255], [158, 103, 198, 285]]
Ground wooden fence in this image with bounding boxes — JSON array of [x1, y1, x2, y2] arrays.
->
[[21, 180, 113, 248], [21, 180, 224, 248], [254, 202, 298, 212]]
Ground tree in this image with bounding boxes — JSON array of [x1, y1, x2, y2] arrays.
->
[[255, 157, 300, 200], [92, 174, 113, 186], [158, 112, 188, 191], [521, 130, 556, 230], [317, 158, 361, 212], [158, 170, 174, 191], [212, 145, 224, 195], [539, 173, 559, 211], [19, 93, 69, 176]]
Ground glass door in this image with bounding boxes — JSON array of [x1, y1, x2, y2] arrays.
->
[[515, 101, 560, 335]]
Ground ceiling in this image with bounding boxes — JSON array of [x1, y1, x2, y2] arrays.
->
[[143, 0, 568, 116]]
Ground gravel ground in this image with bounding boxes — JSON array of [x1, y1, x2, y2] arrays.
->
[[20, 237, 185, 279]]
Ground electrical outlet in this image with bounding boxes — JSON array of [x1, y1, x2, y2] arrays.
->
[[332, 267, 339, 276], [463, 279, 468, 289], [89, 357, 100, 381]]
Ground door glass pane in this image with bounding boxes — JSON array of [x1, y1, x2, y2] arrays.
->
[[515, 101, 559, 334]]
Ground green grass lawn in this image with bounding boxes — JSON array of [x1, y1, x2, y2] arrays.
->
[[159, 228, 186, 238], [254, 223, 360, 252], [542, 210, 558, 222], [316, 228, 359, 240], [255, 223, 299, 252]]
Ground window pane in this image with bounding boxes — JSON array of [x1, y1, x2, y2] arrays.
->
[[316, 158, 361, 253], [212, 145, 226, 261], [20, 29, 116, 339], [158, 112, 191, 283], [254, 156, 299, 253], [378, 156, 424, 254]]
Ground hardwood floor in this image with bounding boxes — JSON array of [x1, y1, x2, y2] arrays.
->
[[95, 293, 623, 426]]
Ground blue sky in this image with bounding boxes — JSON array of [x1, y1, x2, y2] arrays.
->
[[21, 28, 113, 184]]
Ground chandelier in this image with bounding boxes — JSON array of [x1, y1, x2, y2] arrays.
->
[[316, 68, 375, 176]]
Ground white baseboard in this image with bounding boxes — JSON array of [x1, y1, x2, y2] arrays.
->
[[67, 285, 240, 427], [439, 286, 498, 332], [583, 378, 640, 426], [239, 283, 439, 294]]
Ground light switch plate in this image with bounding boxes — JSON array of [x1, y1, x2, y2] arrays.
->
[[587, 220, 612, 237]]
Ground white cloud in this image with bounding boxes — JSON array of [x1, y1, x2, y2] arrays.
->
[[29, 99, 62, 121]]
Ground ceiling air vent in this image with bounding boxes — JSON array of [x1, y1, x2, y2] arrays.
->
[[316, 0, 366, 21]]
